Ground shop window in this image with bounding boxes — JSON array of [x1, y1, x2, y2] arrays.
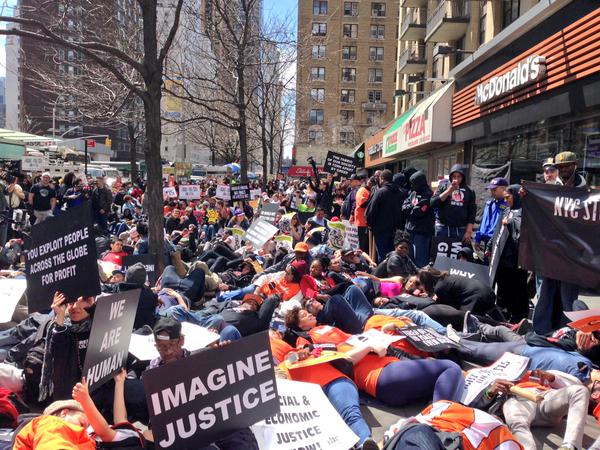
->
[[344, 2, 359, 16], [343, 24, 358, 38], [342, 46, 357, 61], [502, 0, 520, 29]]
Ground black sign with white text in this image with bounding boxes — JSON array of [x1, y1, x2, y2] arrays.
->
[[25, 202, 100, 313], [323, 151, 357, 177], [143, 331, 279, 449], [258, 203, 279, 225], [520, 182, 600, 289], [122, 254, 158, 286], [433, 255, 491, 286], [231, 184, 251, 202], [82, 290, 140, 392], [397, 326, 459, 352], [488, 220, 509, 284], [429, 236, 463, 263]]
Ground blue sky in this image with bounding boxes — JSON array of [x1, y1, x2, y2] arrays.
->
[[263, 0, 297, 24]]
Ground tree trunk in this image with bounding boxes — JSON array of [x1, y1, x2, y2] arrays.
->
[[269, 139, 274, 175], [237, 63, 248, 183], [127, 122, 139, 182], [261, 125, 268, 190]]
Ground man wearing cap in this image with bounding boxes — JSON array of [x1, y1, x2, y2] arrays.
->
[[28, 172, 56, 224], [542, 157, 562, 185], [341, 174, 363, 221], [474, 177, 508, 254], [553, 151, 586, 187]]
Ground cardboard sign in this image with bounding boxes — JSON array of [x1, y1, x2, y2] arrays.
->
[[82, 290, 141, 392], [144, 331, 279, 449], [565, 309, 600, 332], [429, 236, 463, 262], [342, 220, 359, 251], [327, 221, 346, 249], [259, 203, 280, 225], [396, 326, 459, 352], [122, 254, 158, 286], [216, 184, 231, 201], [26, 202, 100, 313], [433, 255, 491, 286], [461, 352, 530, 405], [323, 151, 357, 177], [250, 188, 262, 200], [244, 219, 279, 250], [128, 322, 220, 361], [274, 235, 293, 251], [163, 187, 178, 199], [0, 279, 27, 323], [178, 185, 201, 200], [206, 209, 220, 225], [345, 328, 403, 349], [231, 184, 251, 202], [251, 379, 359, 450]]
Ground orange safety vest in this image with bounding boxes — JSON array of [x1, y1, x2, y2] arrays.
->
[[13, 415, 96, 450]]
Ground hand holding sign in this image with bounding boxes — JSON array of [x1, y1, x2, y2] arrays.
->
[[51, 291, 67, 326]]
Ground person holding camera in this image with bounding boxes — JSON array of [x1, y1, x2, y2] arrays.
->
[[28, 172, 56, 224]]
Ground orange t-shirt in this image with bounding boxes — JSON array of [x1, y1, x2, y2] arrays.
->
[[354, 186, 370, 227], [364, 315, 429, 359], [13, 415, 96, 450], [260, 279, 301, 301]]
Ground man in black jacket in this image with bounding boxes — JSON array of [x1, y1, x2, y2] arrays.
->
[[91, 177, 113, 233], [365, 170, 405, 263], [430, 164, 476, 243], [402, 171, 434, 268]]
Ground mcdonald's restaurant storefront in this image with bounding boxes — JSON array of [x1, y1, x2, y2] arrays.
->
[[365, 82, 464, 183], [452, 0, 600, 187]]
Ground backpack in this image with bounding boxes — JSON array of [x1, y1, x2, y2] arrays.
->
[[19, 320, 54, 406]]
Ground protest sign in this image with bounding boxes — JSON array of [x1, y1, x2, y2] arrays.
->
[[327, 220, 346, 249], [144, 331, 279, 449], [0, 279, 26, 323], [274, 235, 293, 252], [433, 255, 491, 287], [206, 209, 220, 225], [323, 151, 357, 177], [429, 236, 463, 262], [163, 187, 178, 199], [244, 219, 279, 249], [565, 309, 600, 332], [252, 379, 359, 450], [178, 184, 201, 200], [461, 352, 530, 405], [396, 326, 459, 352], [342, 220, 359, 250], [122, 254, 158, 285], [250, 188, 262, 200], [225, 227, 246, 250], [520, 181, 600, 289], [216, 184, 231, 201], [82, 290, 140, 392], [488, 220, 509, 283], [231, 184, 251, 202], [129, 322, 220, 361], [259, 203, 280, 225], [345, 328, 403, 349], [26, 202, 100, 313]]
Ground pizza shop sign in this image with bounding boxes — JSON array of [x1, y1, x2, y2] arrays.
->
[[475, 55, 546, 106]]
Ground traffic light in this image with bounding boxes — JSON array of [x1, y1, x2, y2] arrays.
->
[[105, 137, 112, 148]]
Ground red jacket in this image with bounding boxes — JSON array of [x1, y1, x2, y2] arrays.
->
[[300, 275, 336, 299]]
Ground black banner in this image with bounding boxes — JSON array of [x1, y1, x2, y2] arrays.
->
[[471, 162, 510, 223], [258, 203, 279, 225], [396, 326, 459, 352], [488, 221, 509, 284], [323, 151, 357, 178], [429, 236, 463, 263], [122, 254, 158, 286], [433, 255, 491, 287], [82, 290, 140, 392], [231, 184, 251, 202], [25, 202, 100, 312], [144, 331, 279, 449], [244, 219, 279, 249], [520, 182, 600, 289]]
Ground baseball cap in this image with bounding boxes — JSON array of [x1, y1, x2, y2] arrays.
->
[[542, 157, 556, 169], [41, 172, 51, 178], [341, 248, 355, 257], [153, 317, 182, 341], [43, 399, 84, 416], [294, 242, 309, 253], [554, 151, 578, 165], [243, 293, 263, 306], [350, 174, 363, 181], [486, 177, 509, 189], [234, 208, 245, 217], [291, 259, 308, 275]]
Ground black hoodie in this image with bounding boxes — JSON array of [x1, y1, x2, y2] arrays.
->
[[431, 164, 477, 228], [365, 180, 405, 235], [402, 171, 434, 234]]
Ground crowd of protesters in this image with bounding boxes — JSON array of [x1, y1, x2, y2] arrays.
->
[[0, 151, 598, 450]]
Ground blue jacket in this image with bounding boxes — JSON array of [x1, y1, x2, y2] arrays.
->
[[475, 199, 507, 243], [521, 345, 592, 382]]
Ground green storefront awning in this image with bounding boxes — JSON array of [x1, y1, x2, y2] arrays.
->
[[382, 107, 415, 157], [0, 142, 25, 159]]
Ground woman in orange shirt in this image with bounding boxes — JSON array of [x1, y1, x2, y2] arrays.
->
[[285, 307, 465, 407]]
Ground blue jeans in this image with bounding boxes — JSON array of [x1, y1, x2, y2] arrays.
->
[[217, 284, 256, 302], [374, 308, 446, 334], [161, 266, 206, 305], [160, 306, 241, 343], [322, 378, 371, 446], [343, 285, 373, 327], [375, 233, 394, 263], [533, 276, 579, 334], [390, 424, 445, 450], [434, 224, 465, 238], [409, 232, 431, 268]]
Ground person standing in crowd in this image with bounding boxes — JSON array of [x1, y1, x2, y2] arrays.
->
[[366, 170, 404, 263], [28, 172, 56, 224], [475, 177, 508, 256], [542, 157, 562, 184], [554, 151, 586, 187], [431, 164, 476, 242], [354, 176, 375, 253], [402, 171, 434, 268], [341, 174, 362, 221], [91, 176, 113, 232]]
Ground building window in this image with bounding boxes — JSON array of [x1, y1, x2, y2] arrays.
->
[[341, 68, 356, 82], [309, 109, 324, 125], [456, 34, 466, 64], [311, 67, 326, 80], [366, 111, 382, 125], [340, 89, 355, 103], [479, 2, 487, 45], [312, 45, 326, 59], [308, 129, 323, 143], [340, 131, 355, 145], [369, 46, 384, 61], [370, 25, 385, 39], [343, 2, 359, 16], [311, 88, 325, 103], [502, 0, 520, 28], [340, 110, 355, 122], [371, 2, 386, 17], [312, 22, 327, 36], [368, 90, 382, 102], [343, 23, 358, 38], [342, 46, 357, 61], [313, 0, 328, 15], [368, 68, 383, 83]]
